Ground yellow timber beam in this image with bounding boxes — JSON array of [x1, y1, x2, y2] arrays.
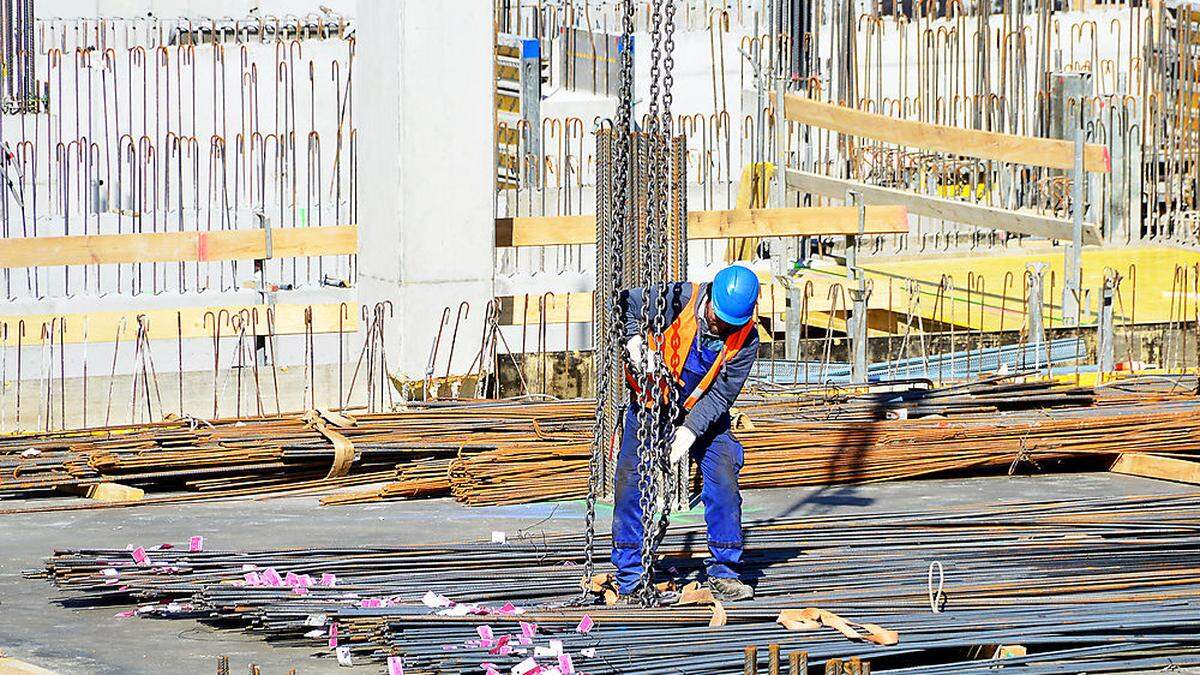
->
[[786, 169, 1103, 245], [494, 205, 909, 247], [0, 225, 358, 269], [783, 95, 1110, 173]]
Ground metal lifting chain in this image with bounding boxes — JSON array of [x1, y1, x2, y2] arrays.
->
[[634, 0, 681, 606], [580, 0, 636, 602], [633, 0, 667, 605], [651, 0, 682, 557]]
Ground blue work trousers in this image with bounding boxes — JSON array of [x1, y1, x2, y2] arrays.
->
[[611, 405, 745, 594]]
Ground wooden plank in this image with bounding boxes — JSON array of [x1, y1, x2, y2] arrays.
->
[[784, 95, 1111, 173], [498, 293, 594, 325], [0, 303, 358, 345], [786, 169, 1104, 245], [0, 225, 357, 269], [498, 277, 790, 326], [495, 206, 908, 247], [495, 215, 595, 247], [691, 206, 908, 238], [1110, 453, 1200, 485]]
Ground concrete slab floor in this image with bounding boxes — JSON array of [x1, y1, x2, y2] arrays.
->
[[0, 473, 1193, 674]]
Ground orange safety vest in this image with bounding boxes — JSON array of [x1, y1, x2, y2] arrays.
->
[[626, 283, 756, 410]]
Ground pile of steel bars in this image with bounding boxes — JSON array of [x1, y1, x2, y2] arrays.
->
[[4, 377, 1199, 511], [0, 400, 591, 508], [33, 492, 1200, 673]]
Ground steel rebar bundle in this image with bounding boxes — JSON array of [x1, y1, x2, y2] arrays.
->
[[32, 491, 1200, 673], [3, 378, 1198, 513]]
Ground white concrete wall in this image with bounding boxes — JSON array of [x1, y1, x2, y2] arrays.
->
[[356, 1, 494, 380]]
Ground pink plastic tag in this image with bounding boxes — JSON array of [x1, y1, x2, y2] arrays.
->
[[188, 536, 204, 552], [320, 573, 337, 587], [360, 598, 382, 608], [261, 568, 282, 586], [489, 634, 511, 655], [558, 654, 575, 674], [520, 622, 537, 638], [480, 663, 501, 675], [113, 610, 135, 618], [328, 622, 339, 649], [284, 572, 300, 586], [498, 601, 522, 615], [387, 656, 404, 675], [130, 547, 149, 566], [576, 615, 594, 634], [476, 625, 494, 641], [293, 586, 309, 596], [243, 571, 262, 586]]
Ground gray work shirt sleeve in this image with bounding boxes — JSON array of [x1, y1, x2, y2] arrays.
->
[[681, 329, 759, 437]]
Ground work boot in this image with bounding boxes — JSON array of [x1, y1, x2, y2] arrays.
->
[[614, 587, 680, 607], [707, 577, 754, 601]]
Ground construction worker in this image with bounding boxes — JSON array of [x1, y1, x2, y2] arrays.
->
[[612, 264, 761, 602]]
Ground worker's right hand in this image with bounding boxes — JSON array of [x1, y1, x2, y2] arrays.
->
[[625, 335, 659, 374]]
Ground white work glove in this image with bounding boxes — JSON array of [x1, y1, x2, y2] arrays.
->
[[625, 335, 659, 374], [669, 426, 697, 466]]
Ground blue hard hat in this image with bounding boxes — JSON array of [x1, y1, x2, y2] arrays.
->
[[710, 265, 760, 326]]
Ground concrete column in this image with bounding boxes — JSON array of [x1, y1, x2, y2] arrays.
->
[[357, 2, 495, 381]]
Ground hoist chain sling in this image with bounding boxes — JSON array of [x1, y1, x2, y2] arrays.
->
[[579, 0, 681, 609], [579, 0, 636, 604]]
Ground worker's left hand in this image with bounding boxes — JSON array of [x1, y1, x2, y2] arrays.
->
[[669, 426, 696, 466]]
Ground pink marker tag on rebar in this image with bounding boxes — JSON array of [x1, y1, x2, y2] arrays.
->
[[387, 656, 404, 675], [488, 635, 511, 655], [328, 622, 339, 649], [262, 568, 282, 586], [480, 663, 501, 675], [575, 615, 594, 634], [130, 546, 149, 566], [320, 573, 337, 587], [284, 571, 300, 586], [188, 536, 204, 552], [113, 610, 135, 618], [517, 636, 533, 646], [558, 654, 575, 674], [498, 601, 522, 615], [520, 622, 537, 638], [360, 598, 382, 608], [476, 625, 494, 641], [293, 586, 309, 596], [243, 571, 262, 586]]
